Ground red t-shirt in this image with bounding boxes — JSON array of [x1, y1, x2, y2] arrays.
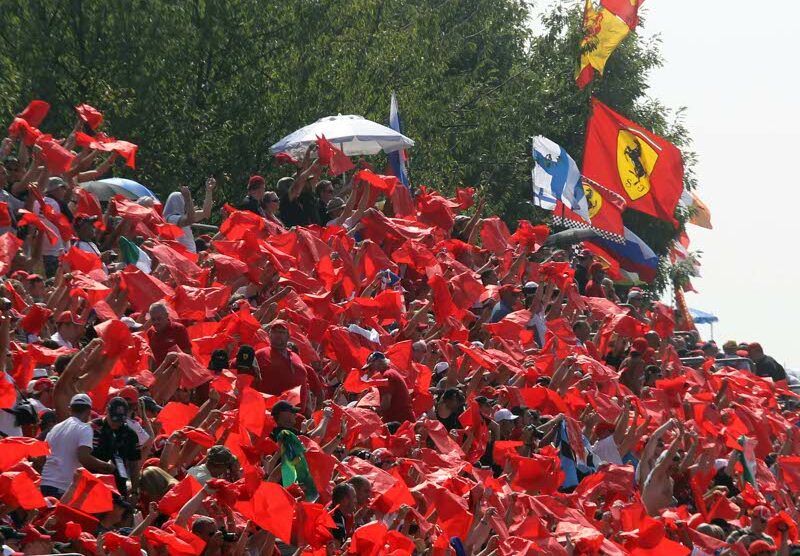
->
[[584, 280, 605, 298], [147, 322, 192, 366], [378, 369, 415, 424], [255, 347, 310, 408]]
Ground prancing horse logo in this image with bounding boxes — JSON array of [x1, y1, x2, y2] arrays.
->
[[616, 129, 658, 201]]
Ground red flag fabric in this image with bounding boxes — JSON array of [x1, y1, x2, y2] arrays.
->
[[0, 470, 47, 510], [75, 188, 104, 220], [104, 531, 142, 556], [17, 100, 50, 127], [0, 233, 22, 277], [120, 266, 174, 312], [61, 468, 115, 513], [601, 0, 643, 29], [74, 131, 138, 168], [158, 475, 202, 516], [317, 136, 355, 176], [20, 305, 53, 336], [480, 217, 511, 254], [354, 169, 398, 194], [172, 285, 231, 321], [94, 319, 134, 359], [36, 135, 76, 173], [0, 438, 50, 472], [234, 482, 296, 542], [63, 246, 103, 274], [156, 402, 200, 435], [17, 210, 58, 245], [298, 502, 336, 548], [555, 178, 626, 243], [75, 104, 103, 129], [174, 352, 214, 389], [583, 99, 684, 227], [143, 527, 198, 556], [347, 521, 390, 556], [8, 117, 42, 146]]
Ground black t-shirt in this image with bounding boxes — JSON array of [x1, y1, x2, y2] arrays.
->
[[279, 189, 319, 228], [91, 418, 141, 493], [755, 355, 786, 382], [236, 195, 264, 216]]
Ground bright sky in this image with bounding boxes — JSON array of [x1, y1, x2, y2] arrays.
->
[[536, 1, 800, 367], [639, 0, 800, 368]]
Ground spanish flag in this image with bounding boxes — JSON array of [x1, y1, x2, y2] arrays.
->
[[583, 99, 684, 228], [576, 0, 631, 89], [601, 0, 645, 30]]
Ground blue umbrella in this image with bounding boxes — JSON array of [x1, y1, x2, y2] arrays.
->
[[688, 308, 719, 325]]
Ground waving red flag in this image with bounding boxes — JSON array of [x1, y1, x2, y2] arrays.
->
[[172, 285, 230, 320], [17, 100, 50, 127], [583, 99, 684, 228], [0, 233, 22, 276], [120, 266, 174, 312], [317, 136, 354, 176], [174, 352, 214, 389], [602, 0, 644, 29], [298, 502, 336, 548], [0, 438, 50, 472], [143, 527, 198, 556], [158, 474, 203, 516], [156, 402, 200, 435], [8, 118, 42, 146], [0, 470, 47, 509], [36, 136, 76, 173], [235, 482, 296, 542], [63, 246, 103, 274], [479, 216, 511, 254], [18, 210, 58, 245], [75, 131, 137, 168], [75, 104, 103, 129], [554, 178, 626, 243], [61, 469, 115, 513]]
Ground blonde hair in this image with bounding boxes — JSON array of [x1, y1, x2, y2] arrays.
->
[[139, 466, 177, 499]]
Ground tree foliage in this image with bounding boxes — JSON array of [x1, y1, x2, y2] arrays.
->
[[0, 0, 696, 287]]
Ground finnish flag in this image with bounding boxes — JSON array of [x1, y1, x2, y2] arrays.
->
[[531, 136, 590, 221]]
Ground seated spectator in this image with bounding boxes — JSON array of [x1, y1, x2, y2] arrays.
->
[[747, 342, 786, 382]]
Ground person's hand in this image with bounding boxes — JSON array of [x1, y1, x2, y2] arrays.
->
[[322, 406, 334, 420], [205, 177, 216, 192], [148, 501, 158, 515], [180, 185, 192, 202], [103, 461, 116, 474]]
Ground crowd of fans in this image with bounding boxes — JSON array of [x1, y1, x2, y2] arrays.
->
[[0, 102, 797, 556]]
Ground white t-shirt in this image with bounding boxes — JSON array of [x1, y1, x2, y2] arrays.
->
[[166, 214, 196, 253], [50, 331, 75, 349], [127, 418, 150, 447], [591, 435, 624, 466], [0, 409, 21, 437], [34, 198, 66, 258], [186, 463, 211, 485], [41, 416, 94, 491]]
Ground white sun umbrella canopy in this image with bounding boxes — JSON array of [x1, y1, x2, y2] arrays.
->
[[270, 114, 415, 158]]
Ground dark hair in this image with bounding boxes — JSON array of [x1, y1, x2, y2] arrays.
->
[[441, 388, 464, 403], [331, 482, 354, 504], [54, 354, 76, 375]]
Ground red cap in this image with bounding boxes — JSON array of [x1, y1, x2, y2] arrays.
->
[[30, 377, 54, 393], [595, 422, 616, 437], [747, 342, 763, 353], [752, 505, 772, 520], [248, 175, 265, 187], [589, 261, 604, 273], [269, 319, 289, 330], [632, 337, 649, 353], [117, 385, 139, 404], [25, 273, 44, 282], [56, 311, 84, 325]]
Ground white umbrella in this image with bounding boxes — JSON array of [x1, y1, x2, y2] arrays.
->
[[270, 114, 415, 158]]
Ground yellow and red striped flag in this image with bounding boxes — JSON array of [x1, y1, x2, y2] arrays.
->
[[576, 0, 633, 89]]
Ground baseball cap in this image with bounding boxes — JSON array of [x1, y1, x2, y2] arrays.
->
[[268, 319, 289, 331], [117, 385, 139, 405], [747, 342, 763, 352], [107, 397, 130, 423], [433, 361, 450, 374], [56, 311, 84, 325], [326, 197, 346, 213], [722, 340, 738, 351], [362, 351, 387, 369], [120, 316, 143, 331], [45, 177, 67, 193], [75, 214, 99, 226], [493, 408, 518, 422], [270, 400, 300, 419], [27, 377, 53, 394], [69, 393, 93, 408], [208, 349, 229, 372], [522, 281, 539, 295], [589, 261, 604, 273], [248, 175, 265, 188], [235, 345, 256, 369], [139, 395, 162, 414], [627, 289, 644, 301], [752, 505, 772, 521]]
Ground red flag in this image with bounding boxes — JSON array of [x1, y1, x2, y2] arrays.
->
[[510, 221, 549, 252], [0, 470, 47, 509], [479, 216, 511, 254], [779, 455, 800, 493], [61, 468, 115, 513], [584, 99, 684, 227], [602, 0, 644, 29], [75, 104, 103, 130], [120, 266, 174, 312], [174, 352, 214, 389], [20, 305, 53, 335], [36, 135, 76, 173], [354, 169, 398, 194], [75, 188, 104, 220], [94, 319, 134, 358], [74, 131, 137, 168], [347, 521, 389, 556], [317, 136, 355, 176], [0, 438, 50, 472], [63, 246, 103, 274], [143, 527, 198, 556], [429, 273, 462, 323], [554, 178, 626, 243], [17, 100, 50, 127], [104, 531, 142, 556], [172, 285, 231, 320], [234, 482, 296, 542], [8, 118, 42, 146], [156, 402, 200, 435], [0, 233, 22, 276], [274, 152, 300, 166], [158, 475, 202, 516], [298, 502, 336, 548], [18, 210, 58, 245]]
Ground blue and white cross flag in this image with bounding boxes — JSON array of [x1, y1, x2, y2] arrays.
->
[[531, 135, 590, 221]]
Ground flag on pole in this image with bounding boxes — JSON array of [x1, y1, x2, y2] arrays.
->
[[588, 225, 659, 282], [601, 0, 644, 30], [576, 0, 631, 89], [553, 177, 626, 244], [680, 189, 713, 229], [387, 92, 410, 188], [532, 136, 589, 220], [119, 237, 152, 274], [583, 99, 684, 228]]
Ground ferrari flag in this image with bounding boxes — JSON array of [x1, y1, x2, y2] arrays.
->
[[576, 0, 631, 89], [583, 98, 684, 228]]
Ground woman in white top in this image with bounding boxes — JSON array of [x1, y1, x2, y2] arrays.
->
[[162, 178, 216, 253]]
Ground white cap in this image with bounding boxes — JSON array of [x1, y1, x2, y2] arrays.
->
[[471, 341, 485, 349], [121, 316, 143, 330], [32, 368, 49, 379], [493, 408, 518, 422], [433, 362, 450, 374], [69, 393, 93, 407]]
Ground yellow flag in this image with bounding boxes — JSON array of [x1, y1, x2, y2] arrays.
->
[[577, 0, 630, 89]]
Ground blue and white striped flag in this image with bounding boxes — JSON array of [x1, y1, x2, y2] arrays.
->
[[531, 136, 589, 221]]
